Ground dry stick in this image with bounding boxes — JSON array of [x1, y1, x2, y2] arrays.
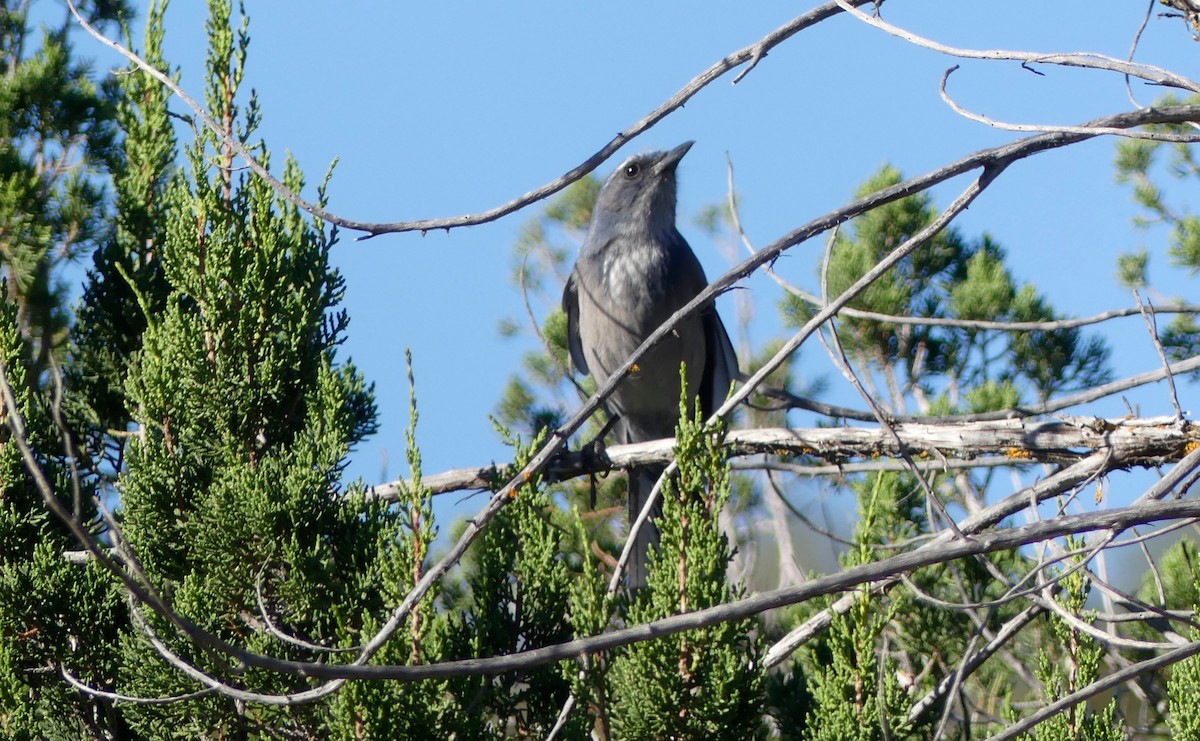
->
[[757, 457, 1037, 478], [607, 462, 676, 595], [834, 0, 1200, 94], [126, 597, 331, 706], [766, 352, 1200, 426], [775, 286, 1200, 334], [939, 66, 1200, 141], [60, 667, 219, 705], [1085, 568, 1200, 637], [761, 470, 814, 584], [1134, 290, 1185, 419], [66, 0, 876, 238], [544, 696, 576, 741], [1037, 579, 1181, 651], [254, 566, 357, 654], [931, 616, 986, 739], [1126, 0, 1158, 108]]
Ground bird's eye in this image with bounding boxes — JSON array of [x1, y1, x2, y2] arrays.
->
[[624, 162, 640, 178]]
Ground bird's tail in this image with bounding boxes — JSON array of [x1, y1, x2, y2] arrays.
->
[[627, 464, 666, 590]]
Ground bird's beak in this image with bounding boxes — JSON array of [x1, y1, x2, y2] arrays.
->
[[655, 140, 695, 175]]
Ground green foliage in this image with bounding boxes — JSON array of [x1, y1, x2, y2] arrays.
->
[[782, 165, 1111, 404], [1115, 93, 1200, 364], [71, 0, 175, 458], [0, 0, 129, 371], [964, 378, 1022, 413], [66, 2, 390, 736], [608, 377, 765, 739], [0, 3, 131, 736], [793, 474, 913, 741], [328, 352, 459, 738], [0, 290, 126, 740], [427, 426, 579, 737], [1117, 248, 1149, 289], [1017, 541, 1123, 741], [1139, 538, 1200, 611], [773, 469, 1042, 740], [1168, 630, 1200, 740]]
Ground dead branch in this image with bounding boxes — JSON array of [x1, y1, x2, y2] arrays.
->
[[368, 415, 1195, 500]]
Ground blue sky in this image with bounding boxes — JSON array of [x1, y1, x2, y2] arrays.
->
[[66, 2, 1200, 533]]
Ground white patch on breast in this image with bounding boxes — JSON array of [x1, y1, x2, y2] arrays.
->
[[601, 240, 664, 305]]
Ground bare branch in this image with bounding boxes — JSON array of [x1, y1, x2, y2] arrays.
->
[[66, 0, 878, 237], [835, 0, 1200, 93], [368, 415, 1195, 500], [1127, 2, 1160, 109], [939, 66, 1200, 140], [61, 667, 219, 705], [1135, 291, 1185, 419], [765, 353, 1200, 426]]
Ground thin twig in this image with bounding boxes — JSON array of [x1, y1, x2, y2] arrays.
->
[[1126, 0, 1158, 108], [1134, 290, 1185, 418]]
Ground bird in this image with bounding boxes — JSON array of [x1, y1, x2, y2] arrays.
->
[[562, 141, 738, 590]]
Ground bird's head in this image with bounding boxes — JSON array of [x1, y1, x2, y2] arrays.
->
[[591, 141, 693, 239]]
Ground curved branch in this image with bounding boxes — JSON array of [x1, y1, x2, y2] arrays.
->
[[241, 499, 1200, 681], [61, 667, 219, 705], [66, 0, 876, 237], [940, 66, 1200, 140], [835, 0, 1200, 94]]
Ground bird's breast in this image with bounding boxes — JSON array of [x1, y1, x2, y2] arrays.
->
[[598, 239, 670, 309]]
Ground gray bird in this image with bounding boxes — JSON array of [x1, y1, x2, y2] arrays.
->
[[562, 141, 738, 589]]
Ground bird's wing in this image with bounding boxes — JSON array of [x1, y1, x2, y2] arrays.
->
[[667, 230, 739, 414], [562, 271, 589, 374], [700, 307, 739, 417]]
